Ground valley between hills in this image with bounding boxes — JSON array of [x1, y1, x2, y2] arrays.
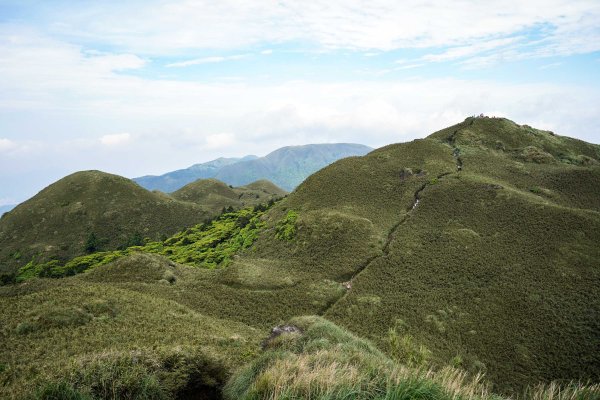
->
[[0, 117, 599, 399]]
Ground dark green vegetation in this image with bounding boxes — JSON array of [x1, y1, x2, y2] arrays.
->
[[16, 206, 268, 280], [0, 171, 208, 276], [0, 172, 285, 279], [135, 143, 373, 192], [1, 117, 599, 399], [134, 155, 259, 193], [1, 254, 261, 399]]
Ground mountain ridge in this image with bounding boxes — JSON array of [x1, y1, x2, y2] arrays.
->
[[133, 155, 258, 193], [133, 143, 372, 192]]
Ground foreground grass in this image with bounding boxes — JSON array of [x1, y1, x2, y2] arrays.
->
[[225, 316, 599, 400], [0, 266, 261, 399]]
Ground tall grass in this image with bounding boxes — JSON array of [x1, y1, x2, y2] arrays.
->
[[224, 316, 504, 400]]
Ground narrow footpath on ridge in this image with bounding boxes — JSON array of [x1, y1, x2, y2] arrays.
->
[[322, 130, 464, 315]]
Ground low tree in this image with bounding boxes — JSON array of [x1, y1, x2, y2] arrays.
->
[[84, 232, 99, 253]]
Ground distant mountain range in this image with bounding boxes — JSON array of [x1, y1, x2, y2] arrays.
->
[[133, 155, 258, 193], [134, 143, 372, 192]]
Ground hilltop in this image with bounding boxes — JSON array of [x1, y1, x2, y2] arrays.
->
[[171, 178, 287, 214], [0, 171, 211, 275], [1, 117, 599, 399], [134, 143, 372, 193]]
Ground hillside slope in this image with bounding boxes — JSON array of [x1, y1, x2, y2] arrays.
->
[[220, 116, 600, 392], [214, 143, 373, 191], [283, 117, 600, 392]]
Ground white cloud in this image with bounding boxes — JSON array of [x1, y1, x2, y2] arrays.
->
[[0, 138, 17, 152], [86, 53, 147, 71], [42, 0, 600, 57], [0, 22, 599, 204], [540, 62, 562, 70], [166, 54, 248, 67], [100, 133, 131, 146], [0, 197, 16, 206], [422, 37, 522, 62], [0, 138, 16, 152], [1, 29, 598, 143], [0, 30, 598, 145], [205, 133, 236, 149], [396, 63, 424, 70]]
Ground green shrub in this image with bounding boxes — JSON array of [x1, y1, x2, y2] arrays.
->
[[118, 232, 145, 249], [32, 381, 90, 400], [65, 353, 168, 400], [32, 348, 228, 400], [275, 210, 298, 240], [388, 329, 432, 368], [16, 307, 93, 335], [15, 203, 273, 281], [83, 300, 118, 319], [16, 301, 117, 335], [529, 186, 542, 194], [521, 146, 555, 163], [0, 272, 15, 285], [84, 232, 99, 254], [162, 270, 176, 284]]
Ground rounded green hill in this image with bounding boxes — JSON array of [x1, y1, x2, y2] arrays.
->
[[0, 171, 209, 273]]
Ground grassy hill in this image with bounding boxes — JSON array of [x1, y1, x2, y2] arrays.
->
[[171, 178, 287, 214], [0, 171, 212, 276], [1, 117, 599, 399], [134, 156, 258, 193], [214, 143, 373, 191], [0, 172, 286, 280], [267, 117, 600, 393]]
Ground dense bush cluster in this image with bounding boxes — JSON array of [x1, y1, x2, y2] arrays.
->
[[16, 206, 270, 280], [274, 210, 298, 240], [32, 348, 228, 400]]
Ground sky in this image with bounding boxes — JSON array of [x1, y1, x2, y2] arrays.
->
[[1, 0, 600, 206]]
